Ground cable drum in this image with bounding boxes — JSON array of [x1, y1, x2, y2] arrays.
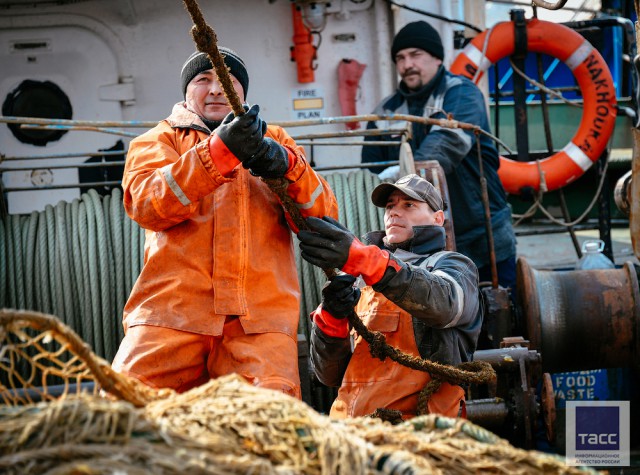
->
[[0, 188, 144, 362], [0, 170, 383, 361]]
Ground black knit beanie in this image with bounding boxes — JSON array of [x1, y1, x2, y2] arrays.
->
[[180, 47, 249, 98], [391, 21, 444, 62]]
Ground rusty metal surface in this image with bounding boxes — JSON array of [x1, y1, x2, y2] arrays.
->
[[517, 257, 640, 372], [614, 169, 632, 217], [479, 285, 512, 349], [541, 373, 556, 444], [474, 346, 541, 371], [632, 129, 640, 259], [471, 341, 542, 449]]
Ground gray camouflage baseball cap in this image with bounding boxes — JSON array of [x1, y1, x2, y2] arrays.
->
[[371, 174, 443, 211]]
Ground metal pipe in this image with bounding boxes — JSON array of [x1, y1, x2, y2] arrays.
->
[[596, 151, 615, 261], [473, 347, 541, 371], [514, 223, 599, 236], [476, 135, 498, 288], [493, 86, 581, 98], [4, 181, 121, 192], [291, 129, 402, 140], [297, 141, 399, 146], [489, 0, 593, 12], [1, 113, 512, 153], [0, 161, 126, 173], [0, 115, 155, 128], [465, 398, 510, 428], [1, 150, 125, 161], [20, 124, 138, 138], [314, 161, 399, 172]]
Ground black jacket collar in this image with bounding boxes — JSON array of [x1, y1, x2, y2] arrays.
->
[[364, 225, 446, 255]]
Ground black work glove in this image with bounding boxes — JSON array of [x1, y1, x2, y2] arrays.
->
[[298, 216, 355, 270], [215, 104, 266, 162], [242, 137, 289, 178], [321, 273, 361, 319]]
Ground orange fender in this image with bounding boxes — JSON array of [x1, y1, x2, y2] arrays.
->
[[450, 19, 617, 195]]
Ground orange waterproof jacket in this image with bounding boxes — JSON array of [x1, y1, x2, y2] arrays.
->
[[330, 286, 465, 419], [122, 103, 338, 338]]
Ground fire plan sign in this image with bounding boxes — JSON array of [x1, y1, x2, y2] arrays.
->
[[292, 87, 324, 120], [566, 401, 630, 467]]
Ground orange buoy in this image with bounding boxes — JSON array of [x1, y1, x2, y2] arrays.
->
[[451, 19, 617, 194]]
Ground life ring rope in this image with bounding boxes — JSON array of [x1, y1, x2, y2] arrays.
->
[[450, 18, 617, 195]]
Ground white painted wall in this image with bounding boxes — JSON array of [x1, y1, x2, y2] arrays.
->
[[0, 0, 476, 213]]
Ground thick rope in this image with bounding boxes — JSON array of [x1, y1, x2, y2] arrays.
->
[[182, 0, 312, 236], [347, 312, 495, 386], [181, 0, 244, 118]]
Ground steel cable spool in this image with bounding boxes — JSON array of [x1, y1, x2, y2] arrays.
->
[[3, 215, 14, 307], [0, 170, 385, 365], [35, 211, 51, 314], [350, 170, 367, 236], [76, 199, 95, 344], [80, 192, 102, 356], [88, 189, 111, 358], [0, 189, 134, 362], [55, 201, 76, 331], [110, 188, 126, 342], [70, 198, 88, 338], [0, 218, 5, 307], [101, 192, 118, 354], [12, 215, 25, 309], [45, 205, 63, 320]]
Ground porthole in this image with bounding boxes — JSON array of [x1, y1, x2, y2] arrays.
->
[[2, 79, 73, 146]]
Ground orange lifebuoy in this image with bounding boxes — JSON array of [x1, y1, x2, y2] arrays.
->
[[450, 19, 617, 195]]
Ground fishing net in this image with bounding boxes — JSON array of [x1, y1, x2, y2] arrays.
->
[[0, 310, 164, 407], [0, 309, 599, 474]]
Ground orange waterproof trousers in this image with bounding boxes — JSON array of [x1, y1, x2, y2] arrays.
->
[[112, 317, 301, 398]]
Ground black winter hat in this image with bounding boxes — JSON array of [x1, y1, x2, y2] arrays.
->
[[391, 21, 444, 62], [180, 47, 249, 98]]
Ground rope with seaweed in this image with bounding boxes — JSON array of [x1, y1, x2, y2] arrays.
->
[[0, 370, 598, 475], [180, 0, 495, 412]]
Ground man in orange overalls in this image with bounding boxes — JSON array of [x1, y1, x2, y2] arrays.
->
[[111, 48, 338, 398], [298, 174, 481, 418]]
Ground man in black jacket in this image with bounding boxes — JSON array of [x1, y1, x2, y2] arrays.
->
[[362, 20, 516, 293]]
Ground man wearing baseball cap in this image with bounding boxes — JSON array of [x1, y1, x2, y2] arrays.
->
[[297, 174, 482, 419], [361, 20, 517, 297]]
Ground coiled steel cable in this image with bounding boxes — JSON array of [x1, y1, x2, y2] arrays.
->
[[0, 170, 384, 358]]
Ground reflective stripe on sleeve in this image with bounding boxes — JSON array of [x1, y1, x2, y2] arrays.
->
[[296, 181, 324, 210], [160, 164, 192, 206], [432, 269, 464, 328]]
